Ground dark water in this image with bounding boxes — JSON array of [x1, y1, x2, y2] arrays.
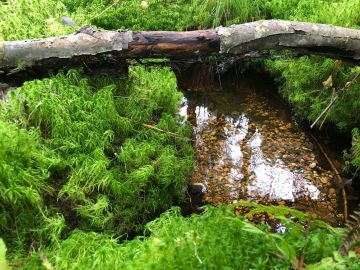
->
[[179, 71, 343, 225]]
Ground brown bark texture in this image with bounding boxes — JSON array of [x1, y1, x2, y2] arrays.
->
[[1, 20, 360, 77]]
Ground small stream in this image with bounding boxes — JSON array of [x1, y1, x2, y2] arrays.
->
[[179, 69, 343, 225]]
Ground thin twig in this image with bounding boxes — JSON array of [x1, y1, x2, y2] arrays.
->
[[82, 61, 93, 73], [119, 115, 192, 141], [296, 249, 305, 270], [311, 70, 360, 129], [309, 133, 348, 222], [319, 95, 334, 129], [142, 123, 191, 141], [311, 95, 338, 129], [88, 0, 121, 22]]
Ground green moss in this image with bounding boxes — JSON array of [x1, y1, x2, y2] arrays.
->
[[264, 0, 360, 28], [348, 128, 360, 173], [0, 66, 194, 256], [2, 1, 360, 267], [191, 0, 266, 28], [0, 0, 78, 40], [21, 204, 352, 270], [352, 129, 360, 167], [62, 0, 195, 31], [0, 239, 9, 270], [0, 118, 63, 257], [265, 57, 360, 129]]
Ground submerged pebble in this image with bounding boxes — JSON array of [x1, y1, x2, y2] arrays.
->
[[181, 79, 341, 224]]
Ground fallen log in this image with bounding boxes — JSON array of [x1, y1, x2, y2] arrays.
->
[[1, 20, 360, 78]]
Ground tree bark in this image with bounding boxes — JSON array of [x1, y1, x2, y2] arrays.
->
[[1, 20, 360, 78]]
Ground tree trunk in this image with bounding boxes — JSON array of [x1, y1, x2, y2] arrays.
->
[[1, 20, 360, 78]]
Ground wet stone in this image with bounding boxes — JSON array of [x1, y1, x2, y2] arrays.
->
[[320, 177, 328, 184], [180, 78, 341, 225], [188, 183, 207, 195]]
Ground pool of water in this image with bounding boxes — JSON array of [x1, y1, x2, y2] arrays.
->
[[179, 70, 343, 225]]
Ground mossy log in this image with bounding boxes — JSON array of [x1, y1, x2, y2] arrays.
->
[[1, 20, 360, 78]]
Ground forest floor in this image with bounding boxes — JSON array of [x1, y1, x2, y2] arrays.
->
[[1, 1, 360, 269]]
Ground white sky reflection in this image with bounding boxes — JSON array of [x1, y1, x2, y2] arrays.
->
[[247, 130, 320, 201]]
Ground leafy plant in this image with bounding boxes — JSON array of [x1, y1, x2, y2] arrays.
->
[[307, 251, 360, 270], [341, 207, 360, 255]]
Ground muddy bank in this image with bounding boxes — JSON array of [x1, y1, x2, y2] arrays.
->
[[179, 69, 344, 225]]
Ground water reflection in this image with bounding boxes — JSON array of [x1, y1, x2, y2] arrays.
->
[[224, 115, 247, 168], [180, 79, 340, 223], [178, 97, 188, 125], [247, 129, 320, 201]]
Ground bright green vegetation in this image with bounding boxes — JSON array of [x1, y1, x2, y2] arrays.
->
[[265, 59, 360, 130], [0, 66, 194, 259], [0, 0, 75, 40], [62, 0, 195, 31], [0, 0, 195, 39], [0, 119, 60, 256], [348, 128, 360, 170], [264, 0, 360, 27], [191, 0, 265, 28], [1, 0, 360, 268], [6, 203, 359, 269], [262, 0, 360, 176], [2, 0, 360, 38], [2, 0, 358, 172]]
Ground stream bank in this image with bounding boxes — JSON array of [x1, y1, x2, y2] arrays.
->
[[178, 66, 346, 225]]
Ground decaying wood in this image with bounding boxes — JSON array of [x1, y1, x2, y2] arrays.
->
[[217, 20, 360, 59], [0, 26, 219, 78], [1, 20, 360, 78]]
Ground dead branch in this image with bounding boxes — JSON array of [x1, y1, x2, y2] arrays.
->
[[1, 20, 360, 79]]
